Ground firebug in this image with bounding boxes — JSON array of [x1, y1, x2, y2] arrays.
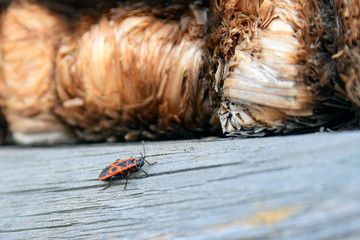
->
[[98, 141, 155, 190]]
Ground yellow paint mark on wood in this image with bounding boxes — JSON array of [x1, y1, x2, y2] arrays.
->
[[212, 206, 301, 230], [243, 206, 301, 226]]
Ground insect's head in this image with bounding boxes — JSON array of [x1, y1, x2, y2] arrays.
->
[[137, 141, 148, 167], [137, 141, 146, 166], [138, 153, 145, 167]]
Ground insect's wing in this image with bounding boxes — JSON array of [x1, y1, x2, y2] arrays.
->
[[98, 159, 135, 180], [98, 160, 123, 179], [98, 166, 111, 179], [113, 159, 131, 168]]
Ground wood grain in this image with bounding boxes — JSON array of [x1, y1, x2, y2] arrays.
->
[[1, 131, 360, 239]]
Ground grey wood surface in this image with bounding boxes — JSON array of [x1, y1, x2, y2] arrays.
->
[[0, 131, 360, 239]]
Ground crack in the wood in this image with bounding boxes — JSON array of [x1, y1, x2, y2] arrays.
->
[[207, 166, 292, 182], [140, 197, 204, 209], [143, 161, 248, 177], [49, 184, 102, 193], [0, 187, 58, 195], [19, 206, 103, 217], [0, 222, 79, 233], [51, 150, 184, 161]]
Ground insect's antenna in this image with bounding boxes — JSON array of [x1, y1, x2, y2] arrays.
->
[[141, 140, 156, 165], [142, 140, 146, 158]]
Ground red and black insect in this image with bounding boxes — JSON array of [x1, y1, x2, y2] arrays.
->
[[98, 141, 155, 190]]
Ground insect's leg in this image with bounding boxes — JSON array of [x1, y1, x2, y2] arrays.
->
[[141, 141, 156, 165], [123, 174, 129, 190], [144, 159, 157, 165], [140, 168, 148, 177], [103, 177, 113, 190]]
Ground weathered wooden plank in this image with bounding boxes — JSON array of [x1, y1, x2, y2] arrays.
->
[[0, 131, 360, 239]]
